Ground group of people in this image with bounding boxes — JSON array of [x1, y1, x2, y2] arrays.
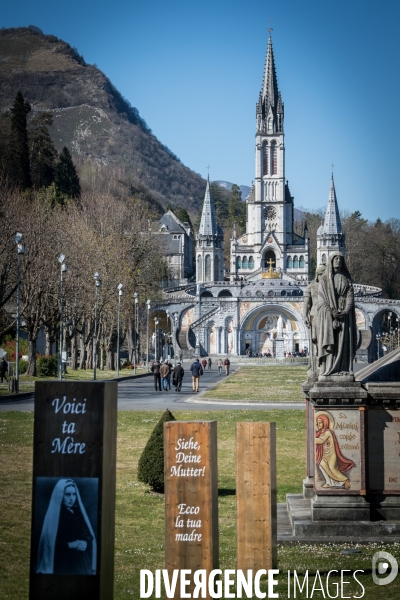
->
[[150, 356, 231, 393], [150, 359, 184, 392]]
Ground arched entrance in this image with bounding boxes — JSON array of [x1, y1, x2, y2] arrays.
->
[[239, 304, 307, 356], [264, 250, 276, 269]]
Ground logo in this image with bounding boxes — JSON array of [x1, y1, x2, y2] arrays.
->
[[372, 551, 398, 586]]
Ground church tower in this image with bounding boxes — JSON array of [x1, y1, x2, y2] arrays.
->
[[317, 175, 346, 266], [196, 177, 224, 283], [231, 33, 309, 283]]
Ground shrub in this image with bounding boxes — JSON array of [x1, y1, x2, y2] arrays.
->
[[137, 409, 176, 493], [18, 359, 28, 375], [37, 355, 58, 377]]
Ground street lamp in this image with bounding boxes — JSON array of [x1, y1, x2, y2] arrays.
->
[[93, 272, 101, 380], [376, 333, 381, 360], [154, 317, 159, 359], [133, 292, 138, 375], [174, 313, 178, 366], [14, 233, 25, 393], [389, 312, 393, 352], [116, 284, 123, 378], [146, 299, 151, 371], [58, 254, 68, 380]]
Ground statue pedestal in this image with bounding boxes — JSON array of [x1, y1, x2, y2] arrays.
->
[[275, 337, 285, 360], [293, 354, 400, 540]]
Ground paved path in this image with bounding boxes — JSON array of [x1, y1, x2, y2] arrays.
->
[[0, 362, 305, 412]]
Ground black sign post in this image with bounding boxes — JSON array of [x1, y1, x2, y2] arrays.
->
[[29, 381, 117, 600]]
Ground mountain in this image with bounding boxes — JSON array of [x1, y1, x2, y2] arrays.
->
[[0, 26, 206, 215], [216, 180, 251, 201]]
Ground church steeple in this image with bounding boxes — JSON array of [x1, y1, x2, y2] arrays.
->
[[256, 34, 284, 134], [198, 177, 218, 236], [323, 175, 342, 236], [317, 175, 346, 266], [196, 177, 224, 283]]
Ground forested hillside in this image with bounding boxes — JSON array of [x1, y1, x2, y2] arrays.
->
[[0, 26, 206, 216]]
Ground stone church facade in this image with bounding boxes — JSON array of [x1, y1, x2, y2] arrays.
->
[[160, 35, 400, 361]]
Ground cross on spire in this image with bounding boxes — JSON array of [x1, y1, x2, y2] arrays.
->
[[330, 163, 335, 174], [206, 164, 211, 177], [267, 17, 273, 34]]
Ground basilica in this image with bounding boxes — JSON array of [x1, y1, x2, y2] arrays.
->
[[159, 35, 399, 361]]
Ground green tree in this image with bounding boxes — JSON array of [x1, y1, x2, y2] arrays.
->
[[9, 91, 31, 189], [173, 206, 193, 229], [54, 146, 81, 200], [228, 183, 246, 228], [137, 409, 176, 492], [28, 112, 57, 189]]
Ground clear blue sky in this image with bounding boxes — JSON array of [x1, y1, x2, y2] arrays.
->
[[2, 0, 399, 222]]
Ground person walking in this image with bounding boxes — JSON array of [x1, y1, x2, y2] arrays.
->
[[0, 357, 8, 383], [172, 362, 184, 392], [217, 358, 223, 376], [207, 357, 212, 370], [166, 359, 173, 390], [201, 358, 207, 370], [224, 357, 230, 375], [151, 359, 161, 391], [160, 360, 170, 392], [190, 357, 203, 392], [179, 351, 183, 362]]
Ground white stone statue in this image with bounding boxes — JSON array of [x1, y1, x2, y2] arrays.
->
[[277, 315, 284, 337]]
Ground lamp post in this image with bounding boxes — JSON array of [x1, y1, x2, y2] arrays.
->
[[154, 318, 159, 359], [93, 272, 101, 380], [166, 309, 171, 360], [376, 333, 381, 360], [397, 318, 399, 349], [133, 292, 138, 375], [117, 284, 123, 378], [174, 314, 178, 366], [146, 299, 151, 371], [14, 233, 25, 393], [389, 312, 393, 353], [57, 254, 68, 381]]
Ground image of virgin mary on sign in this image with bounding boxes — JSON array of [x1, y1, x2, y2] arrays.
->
[[36, 478, 97, 575]]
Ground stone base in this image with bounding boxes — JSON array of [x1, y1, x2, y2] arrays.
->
[[302, 476, 315, 499], [275, 337, 285, 360], [286, 494, 400, 541], [312, 494, 370, 521]]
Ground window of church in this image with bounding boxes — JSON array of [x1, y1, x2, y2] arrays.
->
[[268, 117, 273, 132], [262, 143, 268, 176], [293, 255, 299, 268], [270, 142, 277, 175], [322, 253, 327, 265], [205, 254, 211, 281], [286, 256, 293, 269], [242, 256, 248, 269], [248, 256, 254, 269], [281, 290, 287, 296], [299, 255, 305, 268], [236, 256, 241, 269], [197, 255, 203, 281]]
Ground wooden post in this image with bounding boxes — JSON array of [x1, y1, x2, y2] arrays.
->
[[236, 422, 277, 570], [29, 381, 117, 600], [164, 421, 218, 597]]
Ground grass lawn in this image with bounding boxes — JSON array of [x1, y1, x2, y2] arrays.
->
[[203, 366, 307, 402], [1, 409, 399, 599], [0, 367, 148, 396]]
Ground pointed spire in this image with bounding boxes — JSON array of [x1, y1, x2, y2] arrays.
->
[[199, 177, 218, 236], [257, 33, 283, 133], [261, 34, 279, 108], [323, 175, 342, 235]]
